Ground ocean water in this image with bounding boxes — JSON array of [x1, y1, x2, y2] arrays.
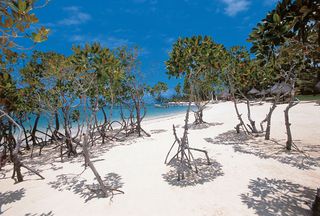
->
[[23, 104, 189, 131]]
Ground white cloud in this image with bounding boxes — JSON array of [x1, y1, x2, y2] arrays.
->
[[58, 6, 91, 26], [221, 0, 250, 16], [69, 34, 130, 49]]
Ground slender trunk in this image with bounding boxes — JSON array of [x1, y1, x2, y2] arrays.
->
[[135, 101, 141, 137], [83, 136, 109, 197], [63, 107, 75, 157], [100, 107, 108, 144], [101, 107, 108, 125], [81, 95, 123, 197], [31, 113, 40, 147], [52, 111, 60, 142], [19, 118, 30, 150], [179, 101, 192, 180], [265, 102, 276, 140], [284, 82, 299, 151], [232, 96, 249, 134], [194, 105, 204, 125], [55, 111, 60, 131], [246, 99, 258, 133], [284, 102, 293, 150]]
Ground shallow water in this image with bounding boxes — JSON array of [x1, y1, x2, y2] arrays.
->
[[23, 104, 189, 131]]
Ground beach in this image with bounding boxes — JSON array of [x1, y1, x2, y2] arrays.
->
[[1, 101, 319, 216]]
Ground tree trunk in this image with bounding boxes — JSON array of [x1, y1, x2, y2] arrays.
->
[[284, 102, 293, 151], [246, 99, 258, 133], [260, 101, 277, 140], [31, 113, 40, 148], [313, 188, 320, 216], [12, 152, 23, 182], [52, 111, 60, 143], [1, 110, 45, 183], [83, 137, 109, 197], [232, 97, 249, 134], [63, 108, 76, 157], [18, 117, 30, 150], [55, 111, 60, 131]]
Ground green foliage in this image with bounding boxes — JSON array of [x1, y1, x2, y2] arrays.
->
[[0, 0, 49, 115], [248, 0, 320, 93], [166, 35, 226, 101], [0, 0, 50, 49], [149, 81, 168, 103], [72, 43, 125, 108]]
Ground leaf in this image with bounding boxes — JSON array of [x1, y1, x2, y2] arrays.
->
[[33, 33, 41, 42], [6, 83, 12, 88], [4, 18, 13, 28], [3, 73, 10, 80], [273, 13, 281, 24], [18, 0, 27, 12], [8, 41, 15, 47]]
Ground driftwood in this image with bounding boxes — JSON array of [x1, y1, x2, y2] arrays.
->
[[164, 102, 210, 181]]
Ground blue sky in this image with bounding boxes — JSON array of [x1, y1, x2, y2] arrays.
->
[[31, 0, 278, 93]]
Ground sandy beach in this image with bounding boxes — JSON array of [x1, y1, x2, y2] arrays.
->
[[1, 101, 319, 216]]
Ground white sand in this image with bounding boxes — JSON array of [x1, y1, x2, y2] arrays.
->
[[1, 101, 319, 216]]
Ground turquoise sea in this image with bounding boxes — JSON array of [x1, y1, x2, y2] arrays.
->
[[23, 104, 189, 131]]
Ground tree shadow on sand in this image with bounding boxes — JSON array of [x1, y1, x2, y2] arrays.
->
[[205, 130, 320, 170], [188, 122, 224, 130], [25, 211, 54, 216], [150, 129, 167, 134], [0, 188, 25, 214], [162, 158, 224, 187], [48, 172, 123, 202], [63, 138, 139, 164], [241, 177, 315, 216]]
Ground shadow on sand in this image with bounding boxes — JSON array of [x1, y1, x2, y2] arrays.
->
[[48, 172, 123, 202], [25, 211, 54, 216], [162, 158, 224, 187], [205, 130, 320, 170], [241, 177, 315, 216], [0, 188, 25, 214], [188, 122, 224, 130], [150, 129, 168, 134]]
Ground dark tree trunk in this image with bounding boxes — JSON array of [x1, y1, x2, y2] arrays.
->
[[55, 111, 60, 131], [313, 188, 320, 216], [135, 101, 141, 137], [52, 111, 60, 142], [20, 119, 30, 150], [31, 113, 40, 148]]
